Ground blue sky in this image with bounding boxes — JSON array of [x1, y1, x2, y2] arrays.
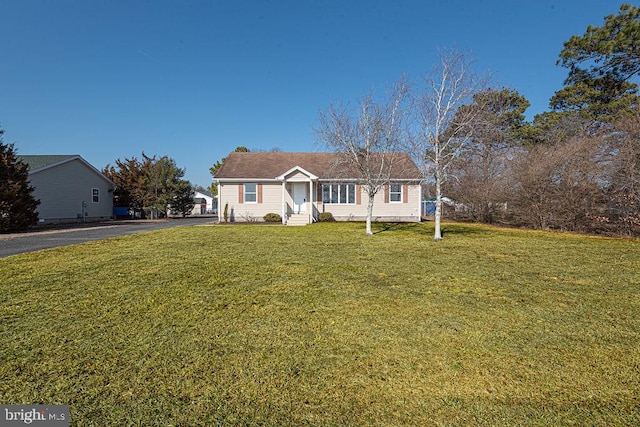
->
[[0, 1, 625, 187]]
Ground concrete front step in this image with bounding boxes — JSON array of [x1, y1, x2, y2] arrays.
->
[[286, 214, 309, 226]]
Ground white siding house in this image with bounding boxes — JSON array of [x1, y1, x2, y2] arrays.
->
[[190, 190, 217, 215], [215, 152, 423, 225]]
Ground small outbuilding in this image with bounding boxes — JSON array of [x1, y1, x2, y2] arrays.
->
[[191, 190, 217, 215]]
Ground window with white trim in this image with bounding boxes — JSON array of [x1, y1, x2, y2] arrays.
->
[[322, 184, 355, 204], [244, 183, 257, 203], [92, 188, 100, 203], [390, 184, 402, 202]]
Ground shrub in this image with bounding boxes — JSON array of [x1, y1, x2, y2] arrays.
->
[[318, 212, 335, 222], [223, 203, 229, 222], [242, 212, 259, 223], [264, 213, 282, 223]]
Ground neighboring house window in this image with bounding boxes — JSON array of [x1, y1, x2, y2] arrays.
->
[[390, 184, 402, 202], [244, 183, 257, 203], [92, 188, 100, 203], [322, 184, 355, 204]]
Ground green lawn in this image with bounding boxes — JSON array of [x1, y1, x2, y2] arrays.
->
[[0, 222, 638, 426]]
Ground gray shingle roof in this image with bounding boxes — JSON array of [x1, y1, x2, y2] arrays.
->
[[214, 152, 421, 180], [195, 189, 214, 198]]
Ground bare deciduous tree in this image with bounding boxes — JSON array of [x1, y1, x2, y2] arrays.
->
[[448, 88, 529, 223], [315, 80, 409, 235], [605, 108, 640, 235], [411, 49, 487, 240], [509, 136, 607, 232]]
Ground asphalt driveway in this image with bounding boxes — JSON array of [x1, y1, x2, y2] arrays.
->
[[0, 217, 216, 258]]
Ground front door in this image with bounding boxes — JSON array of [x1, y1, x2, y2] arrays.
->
[[292, 183, 307, 214]]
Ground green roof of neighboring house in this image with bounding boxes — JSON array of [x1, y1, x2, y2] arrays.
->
[[17, 155, 78, 171]]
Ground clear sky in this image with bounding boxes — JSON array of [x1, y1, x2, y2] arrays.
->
[[0, 1, 626, 187]]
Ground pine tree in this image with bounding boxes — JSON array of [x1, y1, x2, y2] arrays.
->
[[169, 180, 195, 217], [0, 130, 40, 232], [552, 3, 640, 124]]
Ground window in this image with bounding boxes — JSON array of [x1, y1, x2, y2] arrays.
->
[[390, 184, 402, 202], [322, 184, 355, 204], [244, 183, 257, 203], [92, 188, 100, 203]]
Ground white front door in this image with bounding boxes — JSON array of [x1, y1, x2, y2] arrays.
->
[[292, 183, 307, 214]]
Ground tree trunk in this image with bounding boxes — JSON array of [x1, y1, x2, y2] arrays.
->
[[434, 169, 443, 240], [366, 194, 375, 236]]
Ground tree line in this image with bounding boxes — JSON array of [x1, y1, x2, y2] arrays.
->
[[102, 153, 194, 218], [1, 143, 196, 233], [316, 3, 640, 238], [444, 3, 640, 237], [3, 4, 637, 236]]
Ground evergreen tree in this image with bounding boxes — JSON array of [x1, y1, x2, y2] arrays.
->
[[143, 154, 186, 218], [104, 152, 188, 218], [169, 180, 195, 217], [0, 129, 40, 232], [559, 3, 640, 83], [552, 3, 640, 124]]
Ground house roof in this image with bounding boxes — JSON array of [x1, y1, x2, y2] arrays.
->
[[17, 154, 115, 186], [214, 152, 422, 180], [18, 155, 78, 171], [195, 189, 214, 198]]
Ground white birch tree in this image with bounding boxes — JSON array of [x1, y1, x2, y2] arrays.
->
[[412, 49, 487, 240], [316, 80, 408, 235]]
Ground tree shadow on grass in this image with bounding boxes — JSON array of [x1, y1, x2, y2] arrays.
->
[[373, 222, 427, 235], [373, 221, 490, 237]]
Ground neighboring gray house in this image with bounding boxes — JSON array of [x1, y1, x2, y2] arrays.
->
[[18, 155, 114, 224]]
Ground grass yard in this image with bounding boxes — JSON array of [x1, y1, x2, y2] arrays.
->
[[0, 222, 639, 426]]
